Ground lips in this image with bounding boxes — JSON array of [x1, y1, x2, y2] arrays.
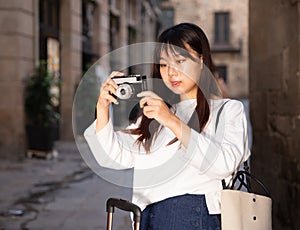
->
[[171, 81, 181, 87]]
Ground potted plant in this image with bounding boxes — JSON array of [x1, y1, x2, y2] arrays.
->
[[24, 61, 60, 154]]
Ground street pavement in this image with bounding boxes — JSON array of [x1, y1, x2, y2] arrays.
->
[[0, 141, 133, 230]]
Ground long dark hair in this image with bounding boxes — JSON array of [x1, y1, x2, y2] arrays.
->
[[128, 23, 214, 153]]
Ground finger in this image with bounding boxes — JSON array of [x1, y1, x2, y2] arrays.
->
[[101, 91, 119, 105], [103, 78, 118, 89], [109, 71, 124, 83], [137, 91, 156, 98], [109, 71, 124, 78], [102, 84, 117, 96], [101, 79, 118, 96], [139, 97, 156, 108], [103, 72, 124, 87], [99, 83, 118, 103], [139, 97, 149, 108], [137, 91, 161, 100], [108, 95, 119, 105], [143, 105, 156, 113], [108, 79, 119, 89], [142, 107, 155, 119]]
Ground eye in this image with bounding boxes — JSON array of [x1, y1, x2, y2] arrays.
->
[[159, 63, 167, 68], [176, 59, 186, 64]]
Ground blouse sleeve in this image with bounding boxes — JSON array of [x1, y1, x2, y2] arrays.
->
[[83, 119, 136, 170], [184, 100, 251, 179]]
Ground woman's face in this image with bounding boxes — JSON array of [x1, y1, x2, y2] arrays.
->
[[159, 43, 202, 100]]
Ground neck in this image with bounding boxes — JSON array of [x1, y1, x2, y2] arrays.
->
[[180, 94, 197, 101]]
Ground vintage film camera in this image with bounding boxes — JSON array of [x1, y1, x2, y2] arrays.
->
[[111, 74, 147, 100], [110, 75, 147, 128]]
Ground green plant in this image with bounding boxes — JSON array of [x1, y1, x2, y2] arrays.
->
[[25, 61, 60, 127]]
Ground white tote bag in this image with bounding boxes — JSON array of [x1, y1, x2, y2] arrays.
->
[[221, 170, 272, 230], [216, 101, 272, 229]]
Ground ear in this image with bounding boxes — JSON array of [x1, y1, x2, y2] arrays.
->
[[199, 56, 203, 69]]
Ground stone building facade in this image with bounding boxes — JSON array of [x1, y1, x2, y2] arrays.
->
[[160, 0, 249, 98], [159, 0, 300, 228], [0, 0, 161, 157], [250, 0, 300, 229]]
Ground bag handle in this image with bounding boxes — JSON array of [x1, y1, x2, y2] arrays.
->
[[229, 170, 271, 197], [215, 100, 271, 198], [106, 198, 142, 223]]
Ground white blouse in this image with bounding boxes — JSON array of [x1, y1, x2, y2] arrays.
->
[[84, 98, 251, 214]]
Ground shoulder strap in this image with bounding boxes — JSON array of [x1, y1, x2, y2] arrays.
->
[[214, 100, 230, 189], [217, 100, 251, 189], [215, 100, 230, 133]]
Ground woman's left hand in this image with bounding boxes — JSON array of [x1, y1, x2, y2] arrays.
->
[[138, 91, 191, 148], [137, 91, 178, 127]]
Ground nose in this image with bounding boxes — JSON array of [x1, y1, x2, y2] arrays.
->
[[168, 65, 178, 77]]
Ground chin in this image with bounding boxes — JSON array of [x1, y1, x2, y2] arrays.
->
[[170, 88, 184, 95]]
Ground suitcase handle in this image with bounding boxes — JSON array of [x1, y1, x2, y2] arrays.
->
[[106, 198, 142, 223]]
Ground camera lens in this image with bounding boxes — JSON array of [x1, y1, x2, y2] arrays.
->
[[116, 84, 134, 100], [120, 89, 126, 95]]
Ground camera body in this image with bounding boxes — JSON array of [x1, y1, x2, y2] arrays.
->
[[112, 74, 147, 100]]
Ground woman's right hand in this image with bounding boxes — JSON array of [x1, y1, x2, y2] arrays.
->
[[97, 71, 123, 110], [96, 71, 123, 132]]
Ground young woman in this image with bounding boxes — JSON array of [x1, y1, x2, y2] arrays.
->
[[84, 23, 250, 229]]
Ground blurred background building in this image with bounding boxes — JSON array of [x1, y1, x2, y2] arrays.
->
[[0, 0, 162, 158]]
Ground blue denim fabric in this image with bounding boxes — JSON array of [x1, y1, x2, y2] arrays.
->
[[140, 194, 221, 230]]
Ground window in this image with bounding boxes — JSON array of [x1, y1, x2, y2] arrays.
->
[[160, 8, 174, 31], [39, 0, 60, 132], [127, 0, 137, 45], [109, 14, 120, 69], [214, 12, 230, 45], [39, 0, 60, 61], [127, 0, 137, 23], [110, 0, 121, 10], [215, 65, 227, 83], [82, 0, 97, 72]]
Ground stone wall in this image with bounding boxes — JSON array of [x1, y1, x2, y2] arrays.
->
[[60, 0, 83, 141], [0, 0, 35, 157], [249, 0, 300, 229]]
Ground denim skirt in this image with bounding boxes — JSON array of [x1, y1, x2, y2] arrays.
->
[[140, 194, 221, 230]]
